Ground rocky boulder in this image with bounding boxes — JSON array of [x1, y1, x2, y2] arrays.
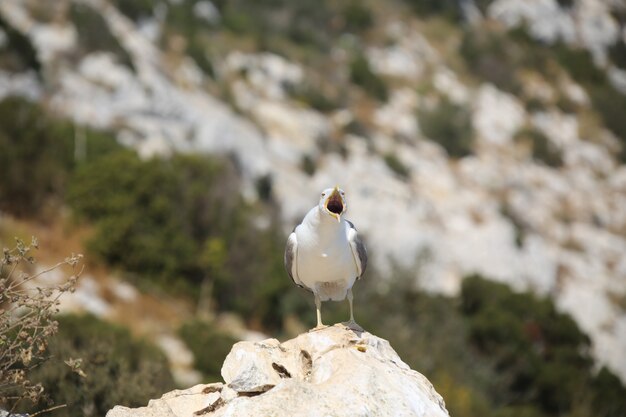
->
[[106, 324, 449, 417]]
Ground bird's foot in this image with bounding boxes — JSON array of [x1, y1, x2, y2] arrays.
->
[[309, 324, 329, 332], [342, 320, 364, 332]]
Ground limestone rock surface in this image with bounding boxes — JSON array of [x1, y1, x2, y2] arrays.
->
[[106, 325, 449, 417]]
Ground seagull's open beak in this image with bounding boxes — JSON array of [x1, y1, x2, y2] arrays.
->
[[325, 187, 344, 222]]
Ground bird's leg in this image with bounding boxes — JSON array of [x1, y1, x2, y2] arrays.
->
[[310, 293, 327, 332], [348, 288, 355, 322], [343, 288, 363, 331]]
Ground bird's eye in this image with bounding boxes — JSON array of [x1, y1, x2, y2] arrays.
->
[[321, 193, 326, 197]]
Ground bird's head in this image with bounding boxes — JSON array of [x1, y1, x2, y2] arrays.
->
[[318, 186, 346, 222]]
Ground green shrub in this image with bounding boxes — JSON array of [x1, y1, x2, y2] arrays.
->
[[403, 0, 462, 21], [342, 1, 373, 32], [0, 16, 41, 73], [608, 40, 626, 70], [22, 314, 174, 417], [591, 367, 626, 417], [110, 0, 155, 22], [514, 127, 563, 168], [588, 86, 626, 162], [549, 43, 626, 161], [524, 97, 547, 113], [70, 3, 134, 69], [418, 98, 473, 158], [554, 94, 578, 114], [350, 53, 388, 102], [178, 320, 237, 381], [460, 275, 609, 415], [556, 0, 574, 8], [490, 30, 626, 160], [384, 153, 411, 180], [288, 84, 340, 113], [0, 96, 120, 218], [67, 150, 304, 329], [460, 28, 523, 94], [300, 154, 317, 176], [554, 45, 606, 85], [67, 152, 226, 285]]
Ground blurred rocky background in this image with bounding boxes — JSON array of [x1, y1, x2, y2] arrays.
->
[[0, 0, 626, 416]]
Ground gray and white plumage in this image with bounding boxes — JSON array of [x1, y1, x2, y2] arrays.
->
[[284, 186, 367, 329]]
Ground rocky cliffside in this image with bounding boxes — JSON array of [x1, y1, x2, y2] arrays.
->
[[106, 325, 449, 417]]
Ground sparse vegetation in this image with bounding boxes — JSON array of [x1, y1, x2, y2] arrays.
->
[[384, 153, 411, 180], [418, 98, 473, 158], [178, 320, 237, 381], [342, 1, 374, 32], [66, 149, 306, 329], [608, 40, 626, 70], [109, 0, 155, 22], [460, 28, 524, 94], [320, 271, 626, 417], [70, 3, 134, 69], [0, 96, 120, 219], [349, 52, 388, 102], [300, 154, 317, 176], [288, 83, 341, 113], [22, 314, 175, 417], [403, 0, 463, 21], [0, 16, 41, 73], [515, 127, 563, 168], [0, 238, 83, 411]]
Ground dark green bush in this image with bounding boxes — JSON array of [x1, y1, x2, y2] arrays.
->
[[70, 3, 134, 69], [524, 97, 547, 113], [341, 1, 373, 32], [67, 150, 304, 329], [288, 84, 340, 113], [608, 40, 626, 70], [23, 314, 174, 417], [67, 152, 229, 286], [384, 153, 411, 180], [460, 28, 524, 94], [0, 16, 41, 73], [110, 0, 155, 22], [588, 86, 626, 161], [300, 154, 317, 176], [541, 43, 626, 161], [178, 320, 237, 381], [350, 53, 388, 102], [591, 367, 626, 417], [459, 275, 620, 415], [554, 45, 606, 85], [0, 96, 120, 218], [403, 0, 462, 21], [514, 127, 563, 168], [418, 98, 473, 158], [556, 0, 574, 8]]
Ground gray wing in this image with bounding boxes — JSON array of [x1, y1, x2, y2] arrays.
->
[[346, 220, 367, 279], [284, 232, 303, 288]]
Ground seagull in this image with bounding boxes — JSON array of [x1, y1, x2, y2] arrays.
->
[[284, 186, 367, 330]]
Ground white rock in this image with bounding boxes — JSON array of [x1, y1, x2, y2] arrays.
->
[[433, 68, 469, 105], [489, 0, 576, 44], [107, 326, 449, 417], [156, 335, 202, 387], [374, 88, 419, 138], [31, 23, 77, 63], [473, 84, 525, 146]]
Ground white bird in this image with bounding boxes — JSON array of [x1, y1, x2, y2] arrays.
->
[[284, 186, 367, 330]]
